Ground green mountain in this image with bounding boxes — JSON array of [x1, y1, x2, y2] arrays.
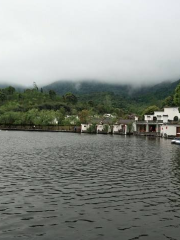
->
[[43, 79, 180, 112], [0, 83, 24, 92], [0, 79, 179, 126], [43, 80, 131, 96], [0, 79, 179, 117], [43, 79, 180, 97]]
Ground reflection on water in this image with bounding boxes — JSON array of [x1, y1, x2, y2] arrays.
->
[[0, 132, 180, 240]]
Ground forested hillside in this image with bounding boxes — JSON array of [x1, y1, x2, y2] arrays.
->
[[0, 79, 179, 126], [43, 79, 180, 96], [43, 79, 180, 110]]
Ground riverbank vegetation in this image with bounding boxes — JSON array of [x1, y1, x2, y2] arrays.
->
[[0, 81, 180, 126]]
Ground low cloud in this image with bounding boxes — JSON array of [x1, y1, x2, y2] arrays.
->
[[0, 0, 180, 87]]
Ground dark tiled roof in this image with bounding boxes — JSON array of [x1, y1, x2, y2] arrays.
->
[[117, 119, 134, 124]]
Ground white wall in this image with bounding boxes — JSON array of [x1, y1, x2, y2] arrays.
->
[[97, 124, 111, 133], [156, 115, 162, 121], [161, 125, 177, 137], [154, 111, 164, 117], [164, 108, 180, 120], [113, 125, 122, 133], [97, 125, 104, 133], [163, 116, 168, 123], [81, 124, 89, 133], [144, 108, 180, 122], [133, 122, 137, 132], [144, 115, 153, 121]]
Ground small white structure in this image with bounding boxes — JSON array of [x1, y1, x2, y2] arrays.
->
[[113, 119, 135, 135], [81, 124, 91, 133], [144, 107, 180, 123], [132, 122, 137, 132], [51, 118, 58, 125], [161, 124, 180, 138], [113, 124, 128, 134], [97, 124, 111, 133], [113, 124, 122, 134], [103, 114, 115, 118], [135, 116, 139, 121], [65, 115, 79, 125]]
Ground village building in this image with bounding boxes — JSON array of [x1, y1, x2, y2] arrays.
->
[[113, 119, 135, 135], [135, 107, 180, 137], [81, 124, 92, 133], [96, 124, 112, 134], [65, 115, 79, 125], [161, 124, 180, 138], [103, 114, 116, 118]]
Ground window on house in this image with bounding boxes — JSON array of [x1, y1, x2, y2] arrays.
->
[[174, 116, 178, 121]]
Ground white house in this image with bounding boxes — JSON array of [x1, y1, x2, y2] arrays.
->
[[136, 107, 180, 136], [97, 124, 111, 134], [81, 124, 92, 133], [144, 107, 180, 123], [103, 114, 115, 118], [113, 124, 128, 135], [113, 119, 135, 135], [161, 124, 180, 138], [113, 124, 123, 134]]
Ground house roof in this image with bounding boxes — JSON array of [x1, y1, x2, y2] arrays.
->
[[102, 118, 114, 124], [116, 119, 134, 124]]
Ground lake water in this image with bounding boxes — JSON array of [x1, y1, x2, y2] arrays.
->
[[0, 131, 180, 240]]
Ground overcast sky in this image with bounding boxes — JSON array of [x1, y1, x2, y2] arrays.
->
[[0, 0, 180, 87]]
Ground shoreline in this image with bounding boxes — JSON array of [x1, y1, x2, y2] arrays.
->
[[0, 125, 175, 139], [0, 127, 174, 139]]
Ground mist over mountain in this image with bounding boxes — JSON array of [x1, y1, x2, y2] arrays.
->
[[1, 79, 180, 113], [1, 79, 179, 101], [0, 78, 179, 116], [1, 1, 180, 86], [43, 79, 180, 98], [0, 83, 24, 91]]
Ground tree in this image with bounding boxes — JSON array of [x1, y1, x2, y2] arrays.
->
[[55, 111, 65, 125], [103, 124, 109, 133], [33, 82, 38, 91], [87, 124, 96, 133], [142, 105, 159, 116], [103, 95, 112, 112], [63, 92, 78, 104], [174, 84, 180, 106], [0, 111, 17, 125], [78, 110, 90, 123], [6, 86, 15, 95], [162, 96, 174, 107], [88, 100, 94, 107], [18, 93, 23, 99], [0, 91, 6, 102], [114, 108, 125, 117], [49, 90, 56, 100], [127, 122, 134, 133], [97, 104, 106, 114]]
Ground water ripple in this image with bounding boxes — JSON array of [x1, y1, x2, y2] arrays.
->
[[0, 132, 180, 240]]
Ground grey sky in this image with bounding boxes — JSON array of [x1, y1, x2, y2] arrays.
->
[[0, 0, 180, 87]]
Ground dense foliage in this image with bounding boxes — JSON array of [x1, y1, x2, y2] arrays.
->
[[0, 80, 180, 126]]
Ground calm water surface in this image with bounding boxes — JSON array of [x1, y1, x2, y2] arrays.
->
[[0, 131, 180, 240]]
